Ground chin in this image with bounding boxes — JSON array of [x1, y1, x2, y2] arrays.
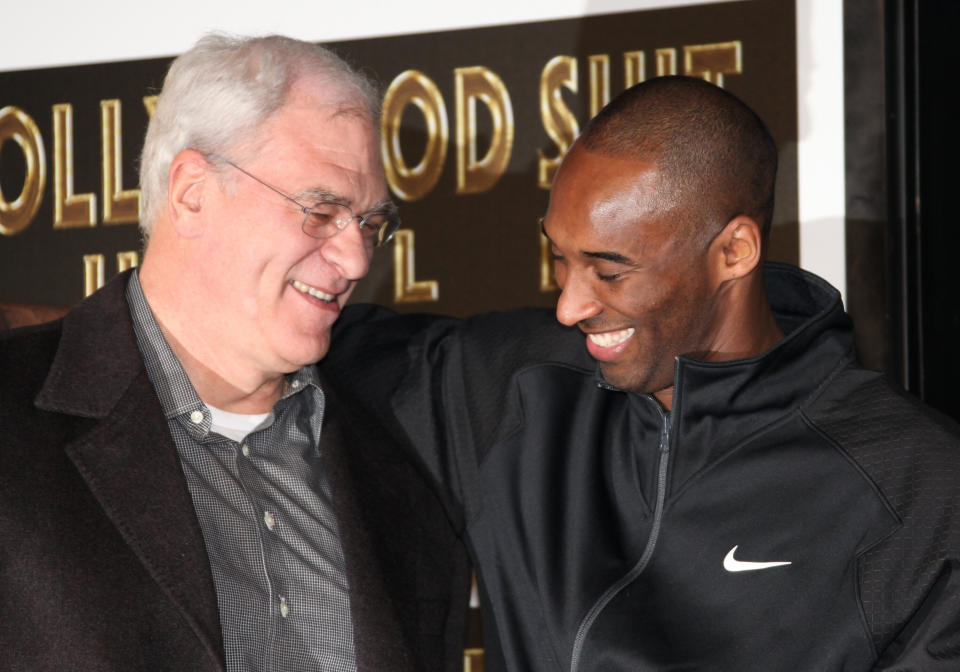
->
[[311, 343, 332, 363], [600, 362, 654, 395], [279, 334, 331, 368], [599, 364, 632, 391], [306, 337, 332, 363]]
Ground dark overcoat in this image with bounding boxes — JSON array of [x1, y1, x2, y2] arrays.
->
[[0, 272, 469, 671]]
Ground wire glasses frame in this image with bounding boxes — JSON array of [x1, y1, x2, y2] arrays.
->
[[207, 153, 400, 247]]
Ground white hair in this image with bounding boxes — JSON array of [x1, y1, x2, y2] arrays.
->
[[138, 33, 379, 237]]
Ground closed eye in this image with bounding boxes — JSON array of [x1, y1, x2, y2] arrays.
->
[[307, 210, 337, 224], [593, 262, 632, 281]]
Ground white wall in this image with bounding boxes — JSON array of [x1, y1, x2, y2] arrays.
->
[[796, 0, 846, 297], [1, 0, 726, 72]]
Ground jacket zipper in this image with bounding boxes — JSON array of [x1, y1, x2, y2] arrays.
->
[[568, 404, 672, 672]]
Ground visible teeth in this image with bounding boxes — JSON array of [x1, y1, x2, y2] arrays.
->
[[588, 327, 635, 348], [291, 279, 335, 302]]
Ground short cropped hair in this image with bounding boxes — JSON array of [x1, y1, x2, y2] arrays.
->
[[578, 76, 778, 244], [138, 33, 379, 237]]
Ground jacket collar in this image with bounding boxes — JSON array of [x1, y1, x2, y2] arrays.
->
[[34, 270, 226, 668], [666, 262, 857, 491], [35, 269, 144, 418]]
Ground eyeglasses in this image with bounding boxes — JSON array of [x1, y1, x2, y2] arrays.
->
[[207, 153, 400, 247]]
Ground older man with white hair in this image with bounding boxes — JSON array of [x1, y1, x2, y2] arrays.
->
[[0, 34, 468, 672]]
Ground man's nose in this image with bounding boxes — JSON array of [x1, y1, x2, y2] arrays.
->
[[555, 271, 601, 326], [319, 220, 372, 280]]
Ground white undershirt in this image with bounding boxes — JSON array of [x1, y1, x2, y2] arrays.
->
[[208, 405, 274, 443]]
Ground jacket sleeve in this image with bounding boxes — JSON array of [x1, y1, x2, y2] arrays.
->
[[872, 559, 960, 669], [328, 304, 586, 520], [326, 304, 466, 510]]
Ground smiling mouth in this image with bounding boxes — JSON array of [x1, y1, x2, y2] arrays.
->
[[587, 327, 635, 348], [291, 279, 336, 303]]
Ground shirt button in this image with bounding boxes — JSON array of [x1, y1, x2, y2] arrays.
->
[[263, 511, 276, 531], [189, 410, 204, 424], [279, 596, 290, 618], [291, 380, 300, 388], [241, 444, 250, 457]]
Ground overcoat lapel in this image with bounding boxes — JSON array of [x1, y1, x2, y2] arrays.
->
[[34, 272, 224, 668]]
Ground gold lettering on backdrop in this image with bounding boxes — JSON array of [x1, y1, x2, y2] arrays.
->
[[143, 95, 158, 117], [463, 648, 485, 671], [116, 251, 139, 272], [381, 70, 449, 202], [53, 104, 97, 229], [684, 41, 742, 86], [101, 100, 141, 225], [656, 48, 678, 76], [533, 39, 744, 287], [624, 51, 647, 88], [393, 229, 439, 303], [537, 56, 579, 190], [0, 106, 46, 236], [82, 251, 138, 295], [539, 218, 557, 292], [588, 55, 610, 118], [83, 254, 105, 297], [454, 66, 514, 195]]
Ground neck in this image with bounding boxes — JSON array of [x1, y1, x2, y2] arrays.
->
[[161, 326, 287, 413], [139, 258, 286, 414], [654, 275, 784, 413], [654, 387, 675, 412], [741, 278, 784, 355], [708, 270, 784, 361]]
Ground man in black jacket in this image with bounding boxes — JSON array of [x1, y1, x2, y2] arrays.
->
[[0, 34, 468, 671], [330, 76, 960, 670]]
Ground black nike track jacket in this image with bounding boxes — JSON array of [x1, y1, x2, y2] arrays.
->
[[326, 263, 960, 671]]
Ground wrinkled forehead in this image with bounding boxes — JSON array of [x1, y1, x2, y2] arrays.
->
[[254, 94, 384, 189], [237, 77, 378, 154]]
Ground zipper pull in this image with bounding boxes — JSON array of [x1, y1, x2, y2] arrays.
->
[[659, 412, 672, 453]]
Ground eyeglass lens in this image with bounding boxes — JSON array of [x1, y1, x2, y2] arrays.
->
[[302, 202, 398, 246]]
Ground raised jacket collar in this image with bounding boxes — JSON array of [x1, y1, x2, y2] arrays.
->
[[666, 262, 857, 493]]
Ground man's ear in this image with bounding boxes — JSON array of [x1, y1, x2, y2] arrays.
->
[[167, 149, 212, 238], [709, 215, 763, 283]]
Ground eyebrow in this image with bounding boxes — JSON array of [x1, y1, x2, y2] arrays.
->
[[297, 187, 344, 203], [297, 188, 397, 214], [583, 250, 634, 264], [540, 221, 635, 265], [371, 199, 399, 215]]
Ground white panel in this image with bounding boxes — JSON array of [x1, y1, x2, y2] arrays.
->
[[796, 0, 847, 299], [1, 0, 732, 72]]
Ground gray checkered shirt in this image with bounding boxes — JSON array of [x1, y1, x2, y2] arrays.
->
[[126, 271, 356, 671]]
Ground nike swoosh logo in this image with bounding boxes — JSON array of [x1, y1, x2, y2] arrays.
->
[[723, 545, 792, 572]]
